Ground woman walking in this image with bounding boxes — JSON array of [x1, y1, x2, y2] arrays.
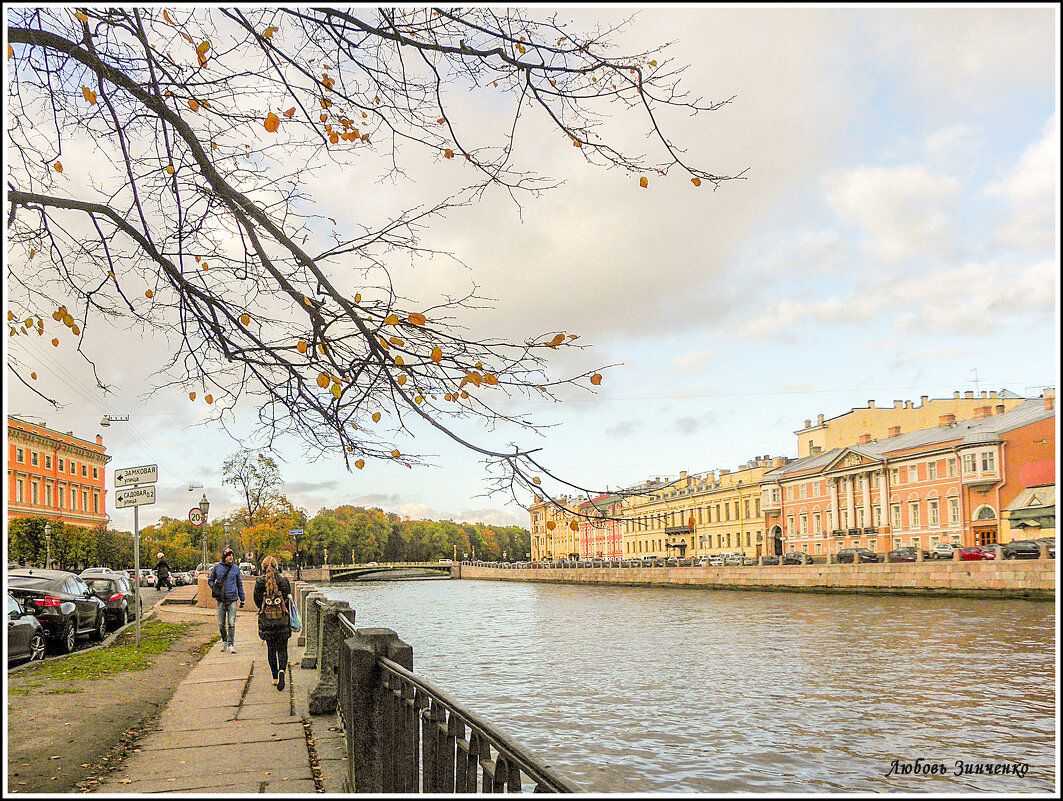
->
[[253, 556, 293, 690]]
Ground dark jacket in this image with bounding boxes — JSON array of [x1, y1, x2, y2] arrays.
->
[[254, 573, 293, 641], [154, 558, 171, 580], [208, 559, 245, 603]]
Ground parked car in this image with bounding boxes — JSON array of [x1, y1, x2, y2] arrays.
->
[[81, 572, 141, 630], [1002, 540, 1042, 560], [80, 566, 117, 576], [137, 569, 156, 587], [720, 553, 743, 566], [931, 543, 960, 559], [1034, 537, 1055, 559], [836, 548, 880, 564], [706, 554, 724, 567], [437, 558, 453, 565], [239, 561, 257, 576], [781, 552, 807, 565], [7, 569, 107, 653], [887, 547, 931, 563], [960, 546, 996, 561], [760, 555, 780, 565], [7, 591, 47, 665]]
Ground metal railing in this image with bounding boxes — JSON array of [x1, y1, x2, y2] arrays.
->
[[299, 589, 580, 793]]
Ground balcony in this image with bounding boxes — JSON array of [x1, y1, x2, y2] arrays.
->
[[832, 529, 846, 537], [862, 527, 878, 535], [962, 470, 1001, 491], [847, 528, 861, 536]]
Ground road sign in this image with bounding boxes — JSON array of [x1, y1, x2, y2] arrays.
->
[[290, 529, 304, 537], [114, 464, 158, 487], [189, 508, 204, 527], [115, 485, 156, 508]]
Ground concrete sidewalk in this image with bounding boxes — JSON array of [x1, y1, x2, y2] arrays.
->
[[93, 584, 347, 794]]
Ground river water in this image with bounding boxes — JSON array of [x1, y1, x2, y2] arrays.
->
[[316, 578, 1056, 793]]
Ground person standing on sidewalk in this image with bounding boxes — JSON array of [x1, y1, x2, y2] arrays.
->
[[208, 547, 245, 653], [253, 556, 292, 690], [153, 552, 173, 592]]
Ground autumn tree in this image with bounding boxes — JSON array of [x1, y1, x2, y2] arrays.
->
[[222, 449, 283, 527], [7, 8, 739, 512]]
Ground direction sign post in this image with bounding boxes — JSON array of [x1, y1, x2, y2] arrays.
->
[[115, 464, 157, 649]]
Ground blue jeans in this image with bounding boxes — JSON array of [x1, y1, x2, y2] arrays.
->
[[216, 599, 238, 645]]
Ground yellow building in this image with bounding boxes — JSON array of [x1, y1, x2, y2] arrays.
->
[[795, 389, 1029, 457], [528, 494, 580, 561], [621, 457, 787, 559]]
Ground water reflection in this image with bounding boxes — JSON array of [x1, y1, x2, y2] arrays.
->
[[320, 580, 1056, 793]]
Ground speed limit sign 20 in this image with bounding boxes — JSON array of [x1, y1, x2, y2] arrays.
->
[[189, 508, 204, 527]]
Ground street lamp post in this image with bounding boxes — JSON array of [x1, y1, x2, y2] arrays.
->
[[224, 520, 231, 551], [292, 530, 301, 581], [44, 522, 52, 569], [199, 494, 210, 567]]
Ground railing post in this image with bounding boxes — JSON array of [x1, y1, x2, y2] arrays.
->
[[345, 628, 413, 794], [309, 602, 355, 714], [300, 592, 327, 669], [296, 584, 315, 646]]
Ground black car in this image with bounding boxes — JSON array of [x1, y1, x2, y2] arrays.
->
[[781, 552, 807, 565], [81, 572, 142, 630], [887, 547, 931, 563], [1035, 538, 1055, 559], [7, 592, 47, 665], [836, 548, 880, 564], [7, 569, 107, 653], [760, 554, 780, 565], [1002, 540, 1042, 559]]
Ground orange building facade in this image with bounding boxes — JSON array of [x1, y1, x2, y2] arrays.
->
[[762, 396, 1056, 555], [7, 416, 111, 528]]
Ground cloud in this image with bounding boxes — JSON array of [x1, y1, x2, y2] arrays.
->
[[985, 113, 1058, 252], [824, 165, 961, 262], [605, 419, 643, 437], [670, 411, 719, 437]]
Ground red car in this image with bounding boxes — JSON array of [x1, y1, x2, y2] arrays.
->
[[960, 546, 995, 561]]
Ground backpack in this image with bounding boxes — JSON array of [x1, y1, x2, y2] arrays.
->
[[261, 574, 286, 621]]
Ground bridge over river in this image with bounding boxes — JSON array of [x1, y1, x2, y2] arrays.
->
[[301, 562, 455, 582]]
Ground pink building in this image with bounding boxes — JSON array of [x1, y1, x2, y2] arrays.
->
[[577, 493, 624, 558]]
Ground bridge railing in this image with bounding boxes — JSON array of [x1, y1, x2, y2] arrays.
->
[[298, 590, 580, 793]]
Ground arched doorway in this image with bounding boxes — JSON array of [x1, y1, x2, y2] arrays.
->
[[771, 525, 783, 556], [973, 505, 998, 546]]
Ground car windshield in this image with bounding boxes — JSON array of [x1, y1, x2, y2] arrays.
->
[[7, 574, 60, 591], [84, 578, 115, 591]]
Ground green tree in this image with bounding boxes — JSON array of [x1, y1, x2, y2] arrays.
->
[[222, 450, 283, 528], [8, 8, 738, 510]]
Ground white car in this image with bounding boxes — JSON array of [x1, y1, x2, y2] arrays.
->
[[931, 543, 960, 559], [719, 552, 742, 566], [437, 558, 453, 565], [706, 554, 724, 567]]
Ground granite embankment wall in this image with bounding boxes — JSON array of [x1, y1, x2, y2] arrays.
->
[[455, 561, 1055, 600]]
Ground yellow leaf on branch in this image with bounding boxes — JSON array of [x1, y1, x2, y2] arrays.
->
[[407, 312, 426, 325], [196, 40, 211, 66], [372, 412, 381, 423], [384, 314, 399, 325], [264, 112, 280, 132], [431, 347, 442, 363], [82, 86, 97, 105]]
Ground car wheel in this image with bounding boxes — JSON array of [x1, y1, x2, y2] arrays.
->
[[115, 604, 129, 629], [91, 612, 106, 642], [54, 619, 76, 654], [28, 632, 46, 662]]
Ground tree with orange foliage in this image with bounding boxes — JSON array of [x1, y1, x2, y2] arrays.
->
[[7, 9, 739, 511]]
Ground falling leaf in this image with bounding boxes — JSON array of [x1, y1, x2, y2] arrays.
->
[[408, 312, 427, 326], [354, 293, 362, 303], [691, 177, 702, 187], [546, 520, 555, 530], [31, 372, 37, 379], [188, 99, 199, 112], [546, 333, 565, 348], [205, 394, 213, 404], [355, 459, 365, 469], [82, 86, 97, 105], [284, 107, 295, 118], [484, 374, 498, 385], [533, 477, 541, 485], [572, 139, 581, 148], [639, 176, 648, 188], [189, 392, 196, 401], [51, 338, 59, 346], [54, 161, 63, 173], [437, 117, 446, 124], [394, 355, 404, 366], [372, 412, 381, 423], [650, 59, 657, 66], [590, 374, 602, 385], [264, 112, 280, 132], [240, 314, 250, 325], [431, 347, 442, 363], [70, 324, 80, 335], [389, 336, 404, 346]]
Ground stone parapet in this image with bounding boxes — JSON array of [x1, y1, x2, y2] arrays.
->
[[457, 561, 1054, 600]]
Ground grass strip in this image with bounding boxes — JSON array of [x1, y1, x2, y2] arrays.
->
[[12, 622, 198, 685]]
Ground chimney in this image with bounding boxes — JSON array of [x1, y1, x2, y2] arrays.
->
[[1046, 391, 1055, 412], [680, 471, 687, 480], [954, 391, 961, 400], [868, 400, 876, 409], [990, 391, 998, 399], [995, 405, 1006, 415], [804, 419, 811, 429], [858, 433, 871, 445], [905, 401, 913, 410], [720, 468, 730, 475], [980, 391, 988, 399], [773, 457, 786, 468], [894, 400, 903, 409], [817, 414, 825, 425], [96, 434, 104, 445], [939, 414, 956, 427], [887, 426, 901, 438], [811, 446, 822, 455], [920, 395, 928, 406], [973, 406, 984, 419], [964, 391, 974, 399], [706, 471, 715, 482]]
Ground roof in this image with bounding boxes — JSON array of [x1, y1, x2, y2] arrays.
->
[[766, 399, 1054, 480], [1006, 485, 1056, 513]]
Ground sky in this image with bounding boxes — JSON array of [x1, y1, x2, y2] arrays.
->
[[5, 5, 1059, 532]]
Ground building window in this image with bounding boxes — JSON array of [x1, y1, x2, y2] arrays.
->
[[32, 482, 39, 505], [909, 502, 920, 527], [928, 461, 937, 480], [908, 465, 918, 483], [928, 500, 940, 526], [45, 483, 52, 507], [800, 514, 808, 535], [981, 451, 996, 472], [744, 499, 751, 518], [962, 453, 977, 473], [813, 512, 821, 533], [857, 506, 865, 527], [82, 464, 88, 477], [31, 451, 39, 467], [17, 448, 24, 463], [891, 468, 900, 484], [17, 479, 24, 503], [724, 504, 730, 522], [93, 467, 99, 480], [57, 458, 64, 471], [70, 461, 76, 475], [948, 498, 960, 524], [786, 515, 795, 534], [45, 455, 52, 469], [82, 489, 88, 511], [891, 504, 902, 528], [947, 459, 957, 477], [755, 498, 761, 516]]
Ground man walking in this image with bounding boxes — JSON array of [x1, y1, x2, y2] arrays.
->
[[208, 547, 245, 653], [153, 552, 173, 592]]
